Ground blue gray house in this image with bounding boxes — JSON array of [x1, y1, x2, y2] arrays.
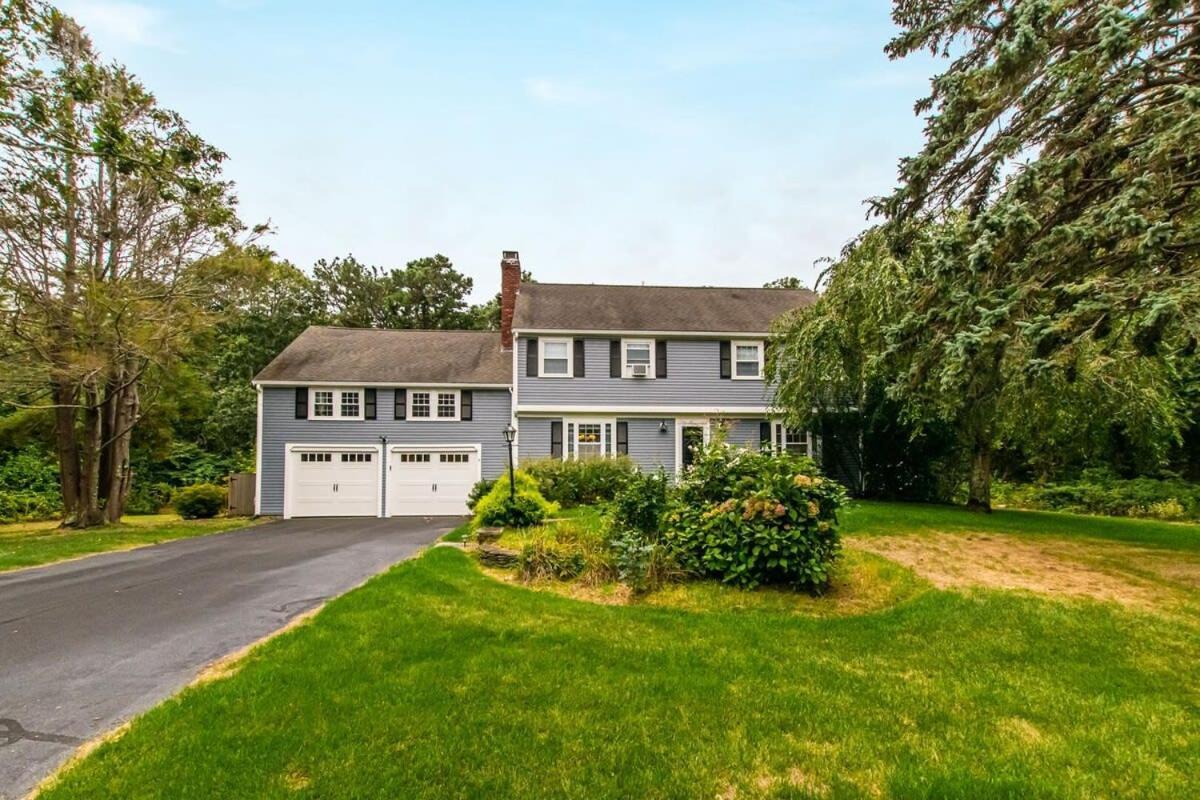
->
[[253, 251, 817, 517]]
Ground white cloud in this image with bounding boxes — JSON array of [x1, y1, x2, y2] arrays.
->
[[60, 2, 174, 51], [523, 77, 597, 106]]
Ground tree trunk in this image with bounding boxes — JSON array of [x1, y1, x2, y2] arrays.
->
[[52, 379, 81, 519], [966, 438, 992, 512], [76, 382, 105, 527], [101, 375, 138, 524]]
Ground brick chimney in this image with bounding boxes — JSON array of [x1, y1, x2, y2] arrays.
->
[[500, 250, 521, 350]]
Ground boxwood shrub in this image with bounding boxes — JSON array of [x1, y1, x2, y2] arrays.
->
[[664, 443, 847, 591], [172, 483, 227, 520], [473, 470, 558, 527]]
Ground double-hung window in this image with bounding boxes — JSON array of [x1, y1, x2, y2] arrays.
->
[[436, 391, 458, 420], [309, 388, 362, 420], [312, 390, 335, 418], [773, 422, 812, 456], [732, 340, 764, 379], [622, 339, 653, 378], [409, 391, 431, 419], [540, 338, 571, 377]]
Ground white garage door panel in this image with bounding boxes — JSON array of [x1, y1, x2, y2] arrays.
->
[[287, 448, 380, 517], [389, 447, 479, 516]]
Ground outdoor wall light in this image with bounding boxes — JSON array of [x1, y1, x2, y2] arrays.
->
[[659, 420, 669, 433]]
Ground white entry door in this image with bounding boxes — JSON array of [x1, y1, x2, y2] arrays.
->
[[286, 446, 380, 517], [389, 446, 480, 516]]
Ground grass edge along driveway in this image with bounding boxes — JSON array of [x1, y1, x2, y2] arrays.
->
[[0, 514, 263, 574], [36, 502, 1200, 800]]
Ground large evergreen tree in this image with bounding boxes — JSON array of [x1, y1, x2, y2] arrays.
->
[[876, 0, 1199, 508]]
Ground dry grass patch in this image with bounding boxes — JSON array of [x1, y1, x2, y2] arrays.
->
[[850, 532, 1200, 610]]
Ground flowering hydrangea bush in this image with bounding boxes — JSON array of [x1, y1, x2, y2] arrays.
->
[[664, 442, 846, 591]]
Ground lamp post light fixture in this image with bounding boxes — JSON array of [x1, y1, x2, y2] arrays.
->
[[502, 423, 517, 501]]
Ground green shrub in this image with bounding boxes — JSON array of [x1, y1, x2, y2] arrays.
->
[[0, 445, 61, 522], [993, 470, 1200, 520], [523, 457, 637, 507], [664, 443, 846, 591], [608, 469, 671, 534], [126, 481, 173, 515], [467, 479, 495, 511], [473, 470, 557, 527], [172, 483, 227, 519], [0, 489, 61, 523]]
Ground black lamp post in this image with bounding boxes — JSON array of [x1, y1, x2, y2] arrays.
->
[[502, 423, 517, 501]]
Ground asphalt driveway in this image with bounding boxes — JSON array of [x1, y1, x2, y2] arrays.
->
[[0, 515, 458, 799]]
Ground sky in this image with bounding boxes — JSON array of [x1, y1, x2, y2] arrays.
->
[[60, 1, 941, 302]]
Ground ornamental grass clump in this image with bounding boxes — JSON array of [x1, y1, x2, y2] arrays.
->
[[664, 442, 846, 591]]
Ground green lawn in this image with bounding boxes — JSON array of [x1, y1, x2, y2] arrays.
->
[[39, 502, 1200, 799], [0, 514, 261, 573]]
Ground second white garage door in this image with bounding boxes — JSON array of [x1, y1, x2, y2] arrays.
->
[[388, 445, 480, 516]]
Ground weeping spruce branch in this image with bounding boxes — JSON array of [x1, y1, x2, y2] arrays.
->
[[775, 1, 1199, 509]]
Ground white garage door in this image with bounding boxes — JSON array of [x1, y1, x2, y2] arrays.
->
[[389, 446, 480, 516], [286, 447, 380, 518]]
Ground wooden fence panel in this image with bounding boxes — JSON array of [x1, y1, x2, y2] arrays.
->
[[228, 473, 256, 516]]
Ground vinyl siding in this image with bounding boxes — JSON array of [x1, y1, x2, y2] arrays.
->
[[623, 417, 676, 475], [259, 386, 511, 515], [517, 337, 774, 408]]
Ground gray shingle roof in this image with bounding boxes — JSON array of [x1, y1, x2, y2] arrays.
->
[[512, 282, 815, 333], [253, 327, 511, 385]]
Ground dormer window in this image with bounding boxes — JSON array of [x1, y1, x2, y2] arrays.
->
[[732, 340, 764, 380], [621, 339, 654, 378]]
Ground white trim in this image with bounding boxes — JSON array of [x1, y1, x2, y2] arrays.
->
[[254, 384, 263, 516], [515, 327, 773, 339], [517, 404, 771, 416], [538, 337, 573, 378], [620, 338, 655, 379], [283, 442, 383, 519], [386, 443, 482, 518], [407, 388, 461, 421], [674, 418, 711, 474], [308, 386, 364, 420], [253, 380, 510, 389], [510, 333, 520, 465], [731, 340, 765, 381]]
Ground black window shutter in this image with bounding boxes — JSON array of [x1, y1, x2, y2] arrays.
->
[[550, 420, 563, 458], [656, 341, 667, 378], [461, 390, 473, 421], [364, 388, 377, 420], [719, 341, 732, 379], [760, 421, 771, 449], [394, 389, 406, 420], [526, 337, 538, 377], [616, 421, 628, 455], [610, 340, 621, 378], [573, 339, 585, 378], [295, 387, 307, 419]]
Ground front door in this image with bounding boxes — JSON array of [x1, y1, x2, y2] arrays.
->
[[680, 425, 705, 470]]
